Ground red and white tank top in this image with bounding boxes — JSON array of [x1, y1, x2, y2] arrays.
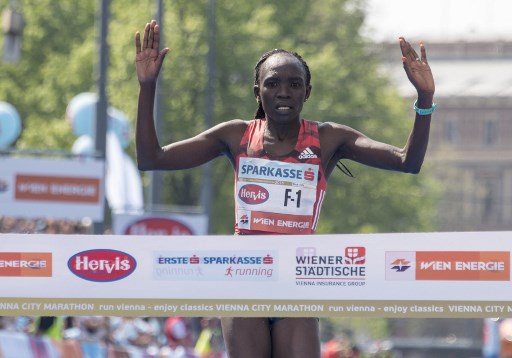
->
[[234, 118, 327, 235]]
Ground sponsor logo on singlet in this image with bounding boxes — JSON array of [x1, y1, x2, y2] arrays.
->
[[238, 184, 269, 204], [238, 158, 317, 183], [298, 147, 317, 159]]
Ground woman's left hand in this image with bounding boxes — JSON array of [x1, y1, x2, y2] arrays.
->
[[399, 37, 435, 96]]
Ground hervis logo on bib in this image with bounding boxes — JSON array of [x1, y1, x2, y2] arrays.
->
[[238, 184, 269, 205]]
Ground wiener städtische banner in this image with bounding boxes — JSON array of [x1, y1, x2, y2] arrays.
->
[[0, 157, 105, 221], [1, 231, 512, 318]]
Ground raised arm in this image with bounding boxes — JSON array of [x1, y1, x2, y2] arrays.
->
[[322, 37, 435, 176], [397, 37, 435, 172], [134, 20, 170, 170], [134, 20, 242, 171]]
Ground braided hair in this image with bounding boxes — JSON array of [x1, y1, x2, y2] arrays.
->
[[253, 49, 311, 119]]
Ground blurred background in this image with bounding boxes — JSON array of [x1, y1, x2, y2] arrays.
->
[[1, 0, 511, 356]]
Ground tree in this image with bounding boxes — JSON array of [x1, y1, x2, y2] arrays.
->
[[0, 0, 96, 149], [0, 0, 439, 234]]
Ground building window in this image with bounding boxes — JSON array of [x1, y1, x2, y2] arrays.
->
[[484, 120, 497, 146], [444, 120, 456, 143]]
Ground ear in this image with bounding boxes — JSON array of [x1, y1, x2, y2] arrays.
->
[[305, 84, 312, 102], [253, 85, 260, 102]]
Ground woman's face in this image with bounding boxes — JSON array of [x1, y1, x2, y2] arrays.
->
[[255, 53, 311, 124]]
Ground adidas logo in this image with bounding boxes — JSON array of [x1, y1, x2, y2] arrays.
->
[[298, 147, 317, 159]]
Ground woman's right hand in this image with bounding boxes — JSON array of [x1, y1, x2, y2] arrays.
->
[[135, 20, 170, 85]]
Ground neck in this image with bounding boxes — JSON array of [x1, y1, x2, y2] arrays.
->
[[264, 118, 300, 142]]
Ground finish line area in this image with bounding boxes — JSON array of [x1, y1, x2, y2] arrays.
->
[[1, 231, 511, 318]]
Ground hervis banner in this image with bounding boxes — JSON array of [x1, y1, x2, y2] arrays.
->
[[0, 232, 511, 318]]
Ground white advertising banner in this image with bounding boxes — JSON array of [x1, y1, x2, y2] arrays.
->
[[0, 157, 104, 221], [0, 231, 511, 318]]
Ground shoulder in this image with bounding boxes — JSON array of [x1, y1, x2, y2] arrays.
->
[[206, 119, 250, 139], [318, 121, 352, 132], [213, 118, 250, 130], [317, 121, 366, 160], [206, 119, 251, 154], [318, 121, 360, 143]]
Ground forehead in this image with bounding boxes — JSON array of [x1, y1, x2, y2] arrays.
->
[[259, 53, 306, 80]]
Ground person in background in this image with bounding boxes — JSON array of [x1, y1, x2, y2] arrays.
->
[[32, 316, 64, 341], [195, 318, 225, 358], [322, 334, 361, 358], [163, 316, 199, 358]]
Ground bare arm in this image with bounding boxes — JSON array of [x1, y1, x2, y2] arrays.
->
[[134, 20, 170, 170], [134, 20, 244, 171], [137, 82, 246, 170], [322, 37, 435, 175], [136, 73, 245, 170], [136, 81, 239, 170], [322, 121, 430, 174]]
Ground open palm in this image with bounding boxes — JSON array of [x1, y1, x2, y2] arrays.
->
[[135, 20, 169, 85], [399, 37, 435, 95]]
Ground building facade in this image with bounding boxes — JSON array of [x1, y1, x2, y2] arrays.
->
[[379, 38, 512, 231]]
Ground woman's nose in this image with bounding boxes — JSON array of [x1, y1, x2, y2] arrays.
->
[[276, 84, 291, 97]]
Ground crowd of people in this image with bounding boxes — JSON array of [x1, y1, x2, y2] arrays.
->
[[0, 216, 93, 235], [0, 314, 393, 357], [0, 315, 226, 357]]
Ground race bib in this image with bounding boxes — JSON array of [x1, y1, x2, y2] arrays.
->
[[236, 157, 319, 234]]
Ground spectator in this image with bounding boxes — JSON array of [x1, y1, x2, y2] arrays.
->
[[163, 317, 199, 358], [32, 316, 64, 341], [195, 318, 225, 358], [322, 333, 362, 358], [111, 317, 157, 349]]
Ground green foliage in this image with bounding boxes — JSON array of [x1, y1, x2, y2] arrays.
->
[[0, 0, 96, 148], [0, 0, 440, 234]]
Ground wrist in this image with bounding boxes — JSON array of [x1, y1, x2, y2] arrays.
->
[[416, 92, 434, 108], [139, 81, 157, 91], [413, 99, 437, 116]]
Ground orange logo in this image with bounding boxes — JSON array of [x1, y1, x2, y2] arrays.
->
[[15, 174, 100, 203], [416, 251, 509, 281], [250, 211, 312, 234], [0, 252, 52, 277]]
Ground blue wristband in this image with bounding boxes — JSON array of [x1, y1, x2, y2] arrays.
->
[[414, 100, 436, 115]]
